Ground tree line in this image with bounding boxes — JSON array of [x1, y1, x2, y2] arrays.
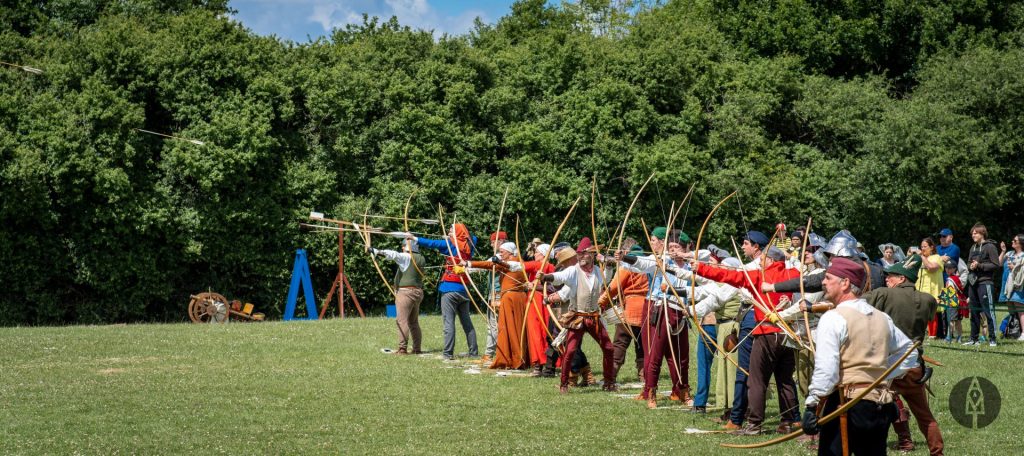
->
[[2, 0, 1022, 324]]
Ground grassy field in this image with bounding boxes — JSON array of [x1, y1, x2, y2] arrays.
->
[[1, 314, 1021, 454]]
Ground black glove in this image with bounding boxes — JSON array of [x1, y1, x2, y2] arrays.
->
[[664, 266, 678, 275], [802, 409, 820, 435], [489, 256, 501, 263], [621, 254, 639, 265]]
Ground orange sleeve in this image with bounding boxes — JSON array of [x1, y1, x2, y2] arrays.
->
[[468, 260, 508, 272]]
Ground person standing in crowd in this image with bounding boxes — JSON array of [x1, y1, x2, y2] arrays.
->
[[863, 257, 945, 455], [941, 262, 968, 343], [597, 239, 649, 384], [916, 238, 945, 338], [964, 224, 1000, 347], [801, 257, 918, 455], [370, 237, 426, 355], [878, 243, 905, 268], [937, 228, 960, 267], [999, 234, 1024, 340], [411, 223, 478, 360]]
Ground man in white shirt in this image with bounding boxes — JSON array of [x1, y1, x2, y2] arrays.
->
[[538, 240, 617, 394], [802, 257, 918, 455]]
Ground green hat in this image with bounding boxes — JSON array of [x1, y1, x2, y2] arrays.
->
[[651, 226, 668, 239], [884, 254, 921, 282], [629, 244, 644, 254], [679, 231, 691, 243]]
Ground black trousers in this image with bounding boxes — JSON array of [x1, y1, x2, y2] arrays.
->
[[818, 392, 897, 456]]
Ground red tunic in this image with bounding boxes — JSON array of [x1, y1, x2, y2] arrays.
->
[[696, 262, 799, 336]]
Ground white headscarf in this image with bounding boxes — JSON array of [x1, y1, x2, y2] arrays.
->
[[536, 243, 551, 259], [499, 242, 519, 257]]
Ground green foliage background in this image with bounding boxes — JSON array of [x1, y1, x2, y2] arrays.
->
[[2, 0, 1023, 324]]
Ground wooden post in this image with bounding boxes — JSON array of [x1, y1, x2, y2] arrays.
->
[[318, 228, 365, 318]]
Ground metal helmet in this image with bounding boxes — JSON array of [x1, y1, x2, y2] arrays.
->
[[807, 232, 827, 250], [824, 230, 859, 258], [813, 249, 830, 269]]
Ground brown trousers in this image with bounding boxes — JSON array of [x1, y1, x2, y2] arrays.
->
[[612, 323, 643, 378], [746, 333, 799, 425], [893, 366, 945, 456], [395, 288, 424, 352]]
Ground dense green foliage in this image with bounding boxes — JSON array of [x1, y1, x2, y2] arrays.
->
[[2, 0, 1023, 324]]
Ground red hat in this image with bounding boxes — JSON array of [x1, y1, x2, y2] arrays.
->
[[826, 257, 866, 289], [489, 231, 508, 241], [576, 237, 593, 254]]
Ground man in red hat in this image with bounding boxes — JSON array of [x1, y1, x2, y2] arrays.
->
[[537, 237, 618, 393], [801, 257, 918, 455]]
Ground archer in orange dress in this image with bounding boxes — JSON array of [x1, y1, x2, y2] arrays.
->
[[465, 242, 530, 370]]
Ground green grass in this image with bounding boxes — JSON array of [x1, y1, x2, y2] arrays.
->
[[1, 314, 1021, 454]]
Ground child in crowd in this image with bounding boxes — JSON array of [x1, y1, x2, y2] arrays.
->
[[941, 262, 967, 343]]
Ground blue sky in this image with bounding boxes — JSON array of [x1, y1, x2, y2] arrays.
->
[[229, 0, 520, 42]]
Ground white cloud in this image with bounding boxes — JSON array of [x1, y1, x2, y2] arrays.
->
[[304, 0, 488, 37], [230, 0, 495, 42]]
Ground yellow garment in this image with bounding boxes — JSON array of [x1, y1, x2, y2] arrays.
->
[[915, 254, 944, 299]]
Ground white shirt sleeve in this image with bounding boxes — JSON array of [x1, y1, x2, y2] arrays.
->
[[549, 267, 577, 287], [692, 289, 720, 319], [377, 250, 411, 272], [776, 298, 802, 321], [557, 284, 573, 302], [622, 254, 660, 274], [806, 310, 845, 407]]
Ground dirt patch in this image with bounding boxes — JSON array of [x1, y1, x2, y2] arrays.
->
[[98, 368, 126, 375]]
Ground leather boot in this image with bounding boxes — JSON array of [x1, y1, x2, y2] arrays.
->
[[893, 420, 915, 451], [530, 364, 543, 377], [568, 370, 580, 387], [579, 365, 597, 387]]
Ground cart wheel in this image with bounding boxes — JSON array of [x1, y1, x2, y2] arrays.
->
[[188, 292, 229, 323]]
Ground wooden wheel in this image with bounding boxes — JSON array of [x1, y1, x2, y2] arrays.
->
[[188, 292, 228, 323]]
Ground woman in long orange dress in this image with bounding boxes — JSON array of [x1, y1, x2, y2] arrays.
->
[[465, 242, 530, 369]]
